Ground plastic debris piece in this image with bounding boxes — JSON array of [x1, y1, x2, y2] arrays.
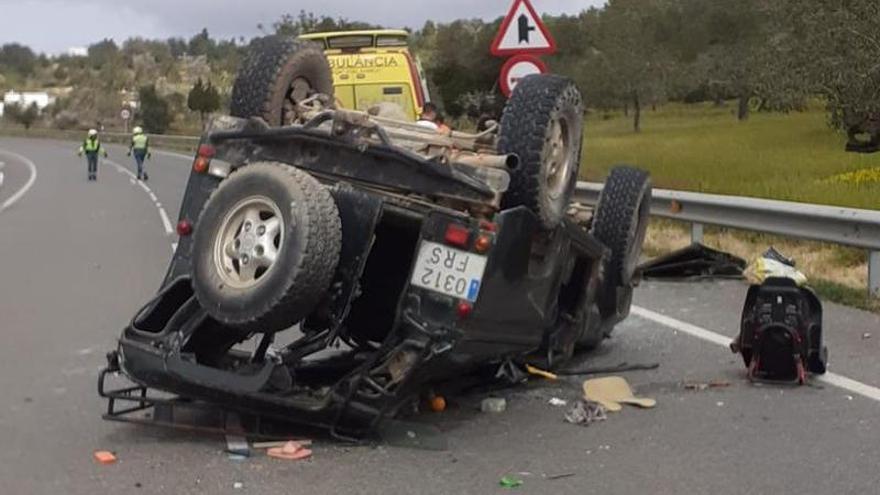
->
[[545, 472, 575, 480], [526, 364, 558, 381], [252, 439, 312, 449], [225, 434, 250, 457], [639, 243, 746, 281], [481, 397, 507, 413], [564, 400, 607, 426], [430, 395, 447, 412], [684, 380, 731, 391], [863, 333, 872, 340], [582, 376, 656, 412], [233, 481, 244, 490], [744, 248, 807, 286], [267, 441, 312, 461], [94, 450, 117, 465], [499, 476, 524, 488], [548, 398, 567, 407]]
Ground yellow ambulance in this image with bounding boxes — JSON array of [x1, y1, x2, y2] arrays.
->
[[298, 30, 431, 121]]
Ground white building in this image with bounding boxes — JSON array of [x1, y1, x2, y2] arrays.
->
[[3, 91, 55, 112], [67, 47, 88, 57]]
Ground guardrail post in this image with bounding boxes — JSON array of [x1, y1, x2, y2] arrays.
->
[[870, 250, 880, 298], [691, 223, 704, 245]]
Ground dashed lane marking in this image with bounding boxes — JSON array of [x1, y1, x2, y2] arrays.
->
[[105, 158, 174, 237]]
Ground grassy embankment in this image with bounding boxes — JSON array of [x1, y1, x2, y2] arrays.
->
[[582, 102, 880, 312]]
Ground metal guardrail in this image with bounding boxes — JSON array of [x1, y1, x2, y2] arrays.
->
[[574, 181, 880, 297]]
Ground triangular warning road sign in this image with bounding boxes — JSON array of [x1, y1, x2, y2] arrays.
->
[[490, 0, 557, 56]]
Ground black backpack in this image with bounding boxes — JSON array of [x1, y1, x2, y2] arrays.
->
[[733, 277, 827, 384]]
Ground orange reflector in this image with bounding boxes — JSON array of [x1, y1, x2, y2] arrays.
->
[[445, 224, 470, 248], [457, 301, 473, 319], [176, 219, 193, 236], [474, 235, 492, 253], [193, 157, 210, 174]]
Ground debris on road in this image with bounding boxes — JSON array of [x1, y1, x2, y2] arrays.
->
[[548, 397, 568, 407], [233, 481, 244, 490], [544, 472, 576, 481], [267, 441, 312, 461], [225, 434, 250, 457], [499, 475, 524, 488], [684, 380, 731, 391], [863, 333, 872, 340], [558, 361, 660, 376], [582, 376, 656, 412], [481, 397, 507, 413], [429, 394, 447, 412], [734, 248, 827, 385], [526, 364, 558, 381], [93, 450, 117, 465], [252, 439, 313, 449], [564, 400, 607, 426], [638, 243, 746, 281]]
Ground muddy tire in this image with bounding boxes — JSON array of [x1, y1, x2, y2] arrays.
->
[[191, 162, 342, 333], [591, 166, 652, 320], [499, 74, 584, 229], [230, 36, 334, 126]]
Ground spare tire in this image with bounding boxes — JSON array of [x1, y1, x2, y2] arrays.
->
[[499, 74, 584, 229], [590, 166, 652, 322], [230, 36, 334, 126], [191, 162, 342, 333]]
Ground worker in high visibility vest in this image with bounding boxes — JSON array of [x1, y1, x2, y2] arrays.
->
[[77, 129, 108, 181], [127, 126, 151, 180]]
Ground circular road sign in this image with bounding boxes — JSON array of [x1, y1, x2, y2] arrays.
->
[[500, 54, 548, 97], [120, 108, 131, 120]]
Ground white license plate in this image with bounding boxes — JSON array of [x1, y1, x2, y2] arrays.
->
[[410, 241, 488, 302]]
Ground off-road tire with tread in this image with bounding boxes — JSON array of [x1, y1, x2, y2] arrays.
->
[[191, 162, 342, 333], [590, 166, 652, 322], [499, 74, 584, 229], [230, 36, 334, 126]]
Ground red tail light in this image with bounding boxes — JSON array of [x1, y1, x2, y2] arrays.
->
[[197, 144, 216, 158], [457, 301, 473, 319], [444, 223, 470, 248], [176, 219, 193, 236]]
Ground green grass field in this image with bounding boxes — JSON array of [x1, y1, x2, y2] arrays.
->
[[581, 102, 880, 210]]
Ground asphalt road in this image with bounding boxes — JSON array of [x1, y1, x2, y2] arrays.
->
[[0, 136, 878, 495]]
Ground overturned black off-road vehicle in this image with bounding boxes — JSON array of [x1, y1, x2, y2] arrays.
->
[[100, 37, 652, 438]]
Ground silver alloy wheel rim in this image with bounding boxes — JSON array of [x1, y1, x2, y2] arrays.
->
[[544, 116, 573, 201], [213, 196, 284, 289]]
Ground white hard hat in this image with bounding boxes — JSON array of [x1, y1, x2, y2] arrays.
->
[[133, 126, 143, 134], [88, 129, 98, 136]]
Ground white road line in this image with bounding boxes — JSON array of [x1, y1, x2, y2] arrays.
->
[[0, 149, 38, 213], [155, 149, 196, 161], [106, 158, 174, 236], [631, 305, 880, 402]]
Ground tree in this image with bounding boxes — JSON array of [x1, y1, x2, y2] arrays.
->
[[0, 43, 37, 77], [272, 10, 378, 37], [138, 85, 172, 134], [587, 0, 679, 132], [4, 102, 40, 130], [187, 78, 221, 127]]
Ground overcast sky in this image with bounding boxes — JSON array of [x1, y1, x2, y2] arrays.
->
[[0, 0, 604, 54]]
